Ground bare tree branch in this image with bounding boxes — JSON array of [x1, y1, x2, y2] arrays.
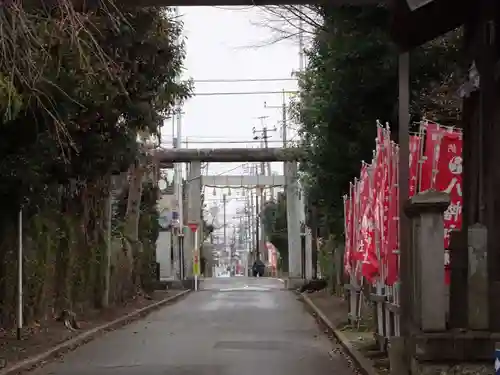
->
[[231, 5, 322, 52], [235, 31, 302, 49], [257, 5, 323, 38]]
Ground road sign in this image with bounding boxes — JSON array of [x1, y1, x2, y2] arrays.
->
[[193, 253, 200, 276], [188, 222, 198, 232]]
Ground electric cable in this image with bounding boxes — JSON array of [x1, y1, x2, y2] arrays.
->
[[193, 90, 298, 96], [194, 78, 297, 83]]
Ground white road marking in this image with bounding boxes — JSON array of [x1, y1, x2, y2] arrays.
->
[[218, 285, 272, 292]]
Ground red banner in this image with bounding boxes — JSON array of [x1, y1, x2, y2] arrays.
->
[[420, 122, 442, 191], [342, 122, 462, 288], [385, 143, 399, 286], [357, 164, 378, 282], [409, 135, 421, 197], [434, 131, 463, 285]]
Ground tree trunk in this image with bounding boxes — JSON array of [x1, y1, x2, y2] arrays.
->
[[124, 162, 145, 288]]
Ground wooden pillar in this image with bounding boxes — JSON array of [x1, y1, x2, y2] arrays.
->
[[397, 50, 411, 375], [452, 0, 500, 332], [477, 0, 500, 331], [468, 224, 489, 329], [448, 15, 478, 330], [398, 51, 411, 331]]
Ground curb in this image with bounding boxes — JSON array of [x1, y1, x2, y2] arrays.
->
[[300, 293, 379, 375], [0, 289, 191, 375]]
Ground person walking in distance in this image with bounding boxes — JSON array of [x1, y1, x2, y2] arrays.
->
[[252, 258, 265, 277]]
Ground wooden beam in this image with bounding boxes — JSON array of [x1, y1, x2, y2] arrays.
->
[[115, 0, 384, 5]]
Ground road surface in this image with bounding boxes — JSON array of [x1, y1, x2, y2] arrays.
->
[[33, 277, 355, 375]]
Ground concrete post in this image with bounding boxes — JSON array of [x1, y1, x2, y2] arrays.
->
[[156, 231, 173, 280], [185, 161, 202, 279], [172, 229, 180, 279], [388, 336, 407, 375], [467, 223, 488, 330], [405, 190, 450, 332], [348, 272, 360, 324], [285, 161, 302, 279], [333, 245, 344, 294]]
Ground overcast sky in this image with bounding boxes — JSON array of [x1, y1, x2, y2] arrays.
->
[[161, 6, 303, 240]]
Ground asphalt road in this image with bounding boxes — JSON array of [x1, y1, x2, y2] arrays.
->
[[33, 277, 355, 375]]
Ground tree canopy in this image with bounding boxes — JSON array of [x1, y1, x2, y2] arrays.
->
[[0, 4, 191, 326], [293, 5, 462, 237], [0, 6, 191, 215]]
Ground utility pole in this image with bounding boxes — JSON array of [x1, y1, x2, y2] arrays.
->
[[173, 107, 185, 280], [254, 185, 259, 260], [171, 4, 184, 281], [253, 119, 277, 199], [264, 89, 287, 150], [223, 193, 227, 265], [253, 118, 272, 174], [253, 124, 275, 265], [247, 189, 255, 258]]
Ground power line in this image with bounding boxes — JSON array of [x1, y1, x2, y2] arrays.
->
[[194, 78, 297, 83], [212, 5, 255, 10], [181, 140, 284, 145], [193, 90, 298, 96], [161, 135, 260, 140]]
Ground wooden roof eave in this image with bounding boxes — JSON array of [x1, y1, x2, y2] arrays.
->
[[390, 0, 471, 51], [107, 0, 387, 7]]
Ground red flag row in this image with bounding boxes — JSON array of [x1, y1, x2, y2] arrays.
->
[[343, 122, 463, 286]]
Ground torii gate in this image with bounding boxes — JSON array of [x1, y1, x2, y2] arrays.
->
[[155, 147, 309, 286]]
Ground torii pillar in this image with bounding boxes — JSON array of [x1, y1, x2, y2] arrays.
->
[[285, 161, 303, 285], [185, 161, 203, 280]]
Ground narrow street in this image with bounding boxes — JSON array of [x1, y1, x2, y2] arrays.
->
[[32, 278, 354, 375]]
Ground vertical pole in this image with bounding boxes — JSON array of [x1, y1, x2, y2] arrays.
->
[[264, 128, 274, 199], [261, 128, 267, 198], [178, 234, 184, 280], [300, 231, 306, 278], [282, 90, 287, 149], [223, 194, 227, 258], [177, 109, 183, 231], [298, 9, 304, 72], [311, 205, 318, 279], [172, 4, 183, 279], [17, 208, 23, 340], [249, 189, 255, 262], [194, 228, 198, 291], [102, 184, 112, 308], [282, 90, 288, 221], [398, 51, 411, 375], [259, 128, 267, 261], [255, 189, 260, 259], [173, 107, 184, 280]]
